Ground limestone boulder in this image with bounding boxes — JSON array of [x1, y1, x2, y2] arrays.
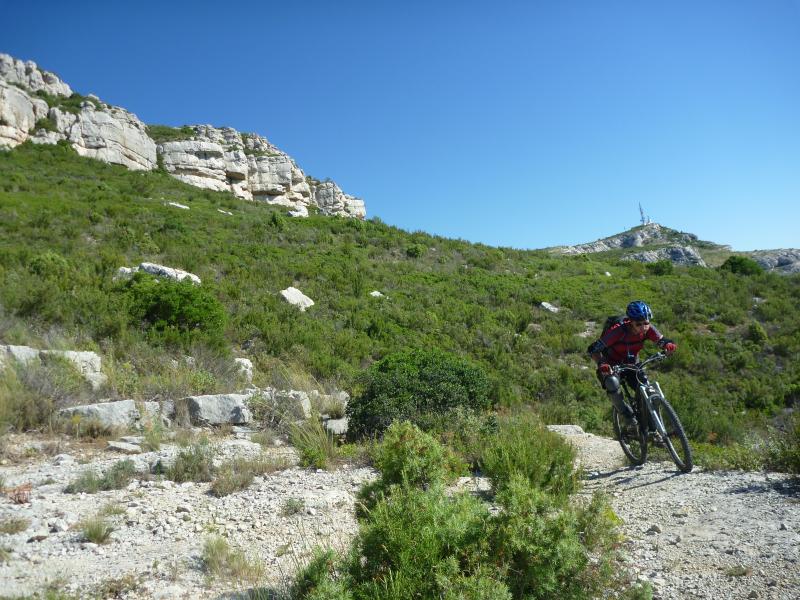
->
[[280, 287, 314, 311], [1, 345, 106, 390], [184, 393, 253, 425], [59, 399, 140, 429], [41, 350, 107, 390], [115, 262, 201, 285]]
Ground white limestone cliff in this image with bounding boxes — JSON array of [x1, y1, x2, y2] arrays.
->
[[0, 53, 366, 218]]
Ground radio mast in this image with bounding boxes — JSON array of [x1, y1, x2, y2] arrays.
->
[[639, 203, 650, 226]]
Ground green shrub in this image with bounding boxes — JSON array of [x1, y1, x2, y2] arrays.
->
[[488, 474, 589, 600], [406, 243, 425, 258], [32, 117, 58, 133], [146, 124, 196, 143], [720, 256, 763, 275], [764, 414, 800, 474], [373, 421, 462, 489], [646, 260, 673, 276], [353, 486, 489, 598], [124, 275, 227, 351], [746, 321, 768, 345], [346, 348, 492, 439], [164, 438, 215, 482], [480, 412, 579, 501]]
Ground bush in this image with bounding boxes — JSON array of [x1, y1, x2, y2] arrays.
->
[[720, 256, 763, 275], [372, 421, 462, 489], [488, 475, 596, 600], [124, 275, 227, 351], [646, 260, 673, 276], [764, 413, 800, 474], [164, 438, 215, 482], [346, 348, 492, 439], [353, 486, 489, 598], [480, 412, 579, 501]]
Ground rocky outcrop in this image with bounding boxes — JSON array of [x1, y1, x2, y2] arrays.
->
[[55, 102, 156, 171], [748, 249, 800, 274], [0, 81, 50, 147], [59, 399, 141, 429], [553, 223, 698, 255], [1, 54, 365, 217], [312, 181, 367, 219], [622, 246, 707, 267], [0, 55, 156, 170], [157, 125, 364, 218], [0, 54, 72, 97], [0, 345, 107, 390]]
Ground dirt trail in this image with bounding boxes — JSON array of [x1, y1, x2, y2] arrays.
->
[[550, 425, 800, 600]]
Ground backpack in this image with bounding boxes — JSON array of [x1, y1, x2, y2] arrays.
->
[[587, 315, 626, 354], [601, 315, 626, 337]]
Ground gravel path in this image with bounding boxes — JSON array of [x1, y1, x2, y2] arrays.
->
[[1, 429, 798, 599], [550, 425, 800, 600]]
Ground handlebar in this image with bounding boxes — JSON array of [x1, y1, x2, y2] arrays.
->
[[611, 351, 668, 374]]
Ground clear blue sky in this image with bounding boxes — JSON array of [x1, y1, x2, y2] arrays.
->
[[3, 0, 799, 251]]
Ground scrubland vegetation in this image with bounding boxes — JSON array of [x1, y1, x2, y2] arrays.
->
[[0, 141, 799, 597]]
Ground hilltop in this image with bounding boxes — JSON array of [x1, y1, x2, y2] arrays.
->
[[549, 222, 800, 274]]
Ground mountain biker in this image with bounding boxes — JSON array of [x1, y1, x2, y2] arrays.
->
[[587, 300, 677, 428]]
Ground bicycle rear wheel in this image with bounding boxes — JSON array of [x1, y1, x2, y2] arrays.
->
[[651, 397, 693, 473], [613, 407, 647, 466]]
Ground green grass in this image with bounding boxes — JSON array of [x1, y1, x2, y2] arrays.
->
[[0, 516, 30, 534], [209, 455, 290, 496], [64, 459, 137, 494], [290, 419, 338, 469], [201, 535, 264, 583], [79, 515, 114, 544]]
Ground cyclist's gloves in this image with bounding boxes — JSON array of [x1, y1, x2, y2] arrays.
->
[[598, 363, 612, 374], [661, 340, 677, 354]]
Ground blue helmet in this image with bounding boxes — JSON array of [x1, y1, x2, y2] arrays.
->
[[626, 300, 653, 321]]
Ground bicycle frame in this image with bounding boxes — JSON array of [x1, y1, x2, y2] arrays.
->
[[617, 354, 669, 438]]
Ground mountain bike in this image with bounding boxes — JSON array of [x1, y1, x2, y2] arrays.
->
[[611, 352, 693, 473]]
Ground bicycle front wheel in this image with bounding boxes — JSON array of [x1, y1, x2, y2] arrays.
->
[[652, 397, 693, 473], [613, 407, 647, 466]]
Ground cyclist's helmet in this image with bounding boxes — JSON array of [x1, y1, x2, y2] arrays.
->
[[626, 300, 653, 322]]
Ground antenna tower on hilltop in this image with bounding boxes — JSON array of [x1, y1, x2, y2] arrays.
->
[[639, 203, 651, 226]]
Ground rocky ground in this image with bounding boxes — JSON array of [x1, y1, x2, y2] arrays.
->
[[554, 425, 800, 600], [0, 428, 798, 599], [0, 433, 374, 599]]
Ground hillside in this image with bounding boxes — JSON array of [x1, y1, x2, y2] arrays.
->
[[1, 141, 799, 461]]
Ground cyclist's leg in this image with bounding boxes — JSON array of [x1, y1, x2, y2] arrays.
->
[[603, 373, 636, 422]]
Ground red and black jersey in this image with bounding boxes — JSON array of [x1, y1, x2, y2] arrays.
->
[[598, 319, 663, 364]]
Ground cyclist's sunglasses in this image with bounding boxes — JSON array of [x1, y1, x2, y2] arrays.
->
[[633, 320, 650, 326]]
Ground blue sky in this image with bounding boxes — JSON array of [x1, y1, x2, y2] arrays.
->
[[3, 0, 799, 251]]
